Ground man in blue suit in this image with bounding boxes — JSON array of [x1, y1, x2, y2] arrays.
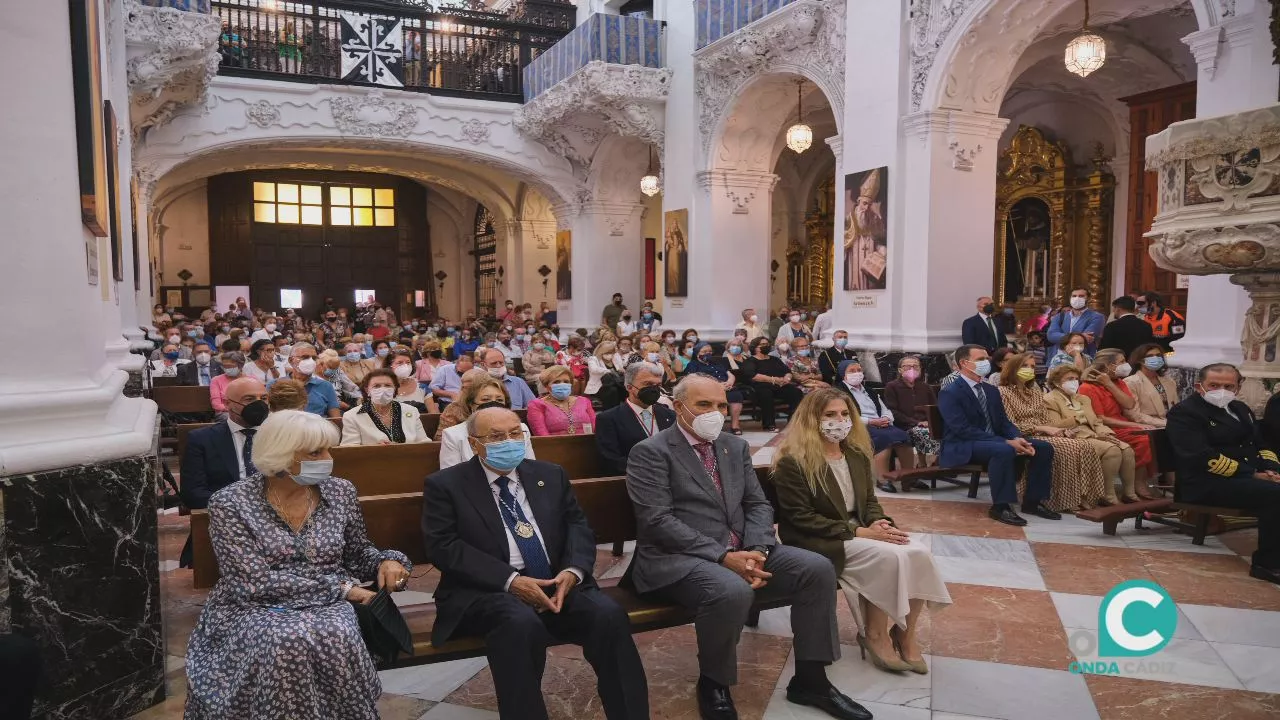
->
[[937, 345, 1061, 526], [1046, 287, 1106, 355], [960, 296, 1007, 352]]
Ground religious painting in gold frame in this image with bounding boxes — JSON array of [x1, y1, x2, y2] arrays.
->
[[69, 0, 110, 238], [995, 126, 1070, 310], [555, 230, 572, 300], [664, 209, 689, 297]]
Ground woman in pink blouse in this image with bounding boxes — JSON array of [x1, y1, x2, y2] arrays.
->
[[414, 339, 448, 391], [209, 351, 245, 417], [526, 365, 596, 436]]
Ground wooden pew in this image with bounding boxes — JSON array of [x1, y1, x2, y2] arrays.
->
[[153, 385, 214, 414], [1140, 428, 1258, 544], [190, 471, 788, 669]]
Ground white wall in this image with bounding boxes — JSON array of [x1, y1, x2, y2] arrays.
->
[[156, 181, 209, 287]]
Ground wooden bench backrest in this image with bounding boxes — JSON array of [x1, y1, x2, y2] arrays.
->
[[154, 385, 214, 413], [151, 376, 181, 388]]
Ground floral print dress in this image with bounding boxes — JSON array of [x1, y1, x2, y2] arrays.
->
[[184, 475, 411, 720]]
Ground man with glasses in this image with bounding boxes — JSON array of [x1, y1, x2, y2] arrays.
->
[[422, 407, 649, 720], [595, 362, 675, 476]]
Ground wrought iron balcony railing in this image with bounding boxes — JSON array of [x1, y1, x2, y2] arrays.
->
[[211, 0, 575, 102]]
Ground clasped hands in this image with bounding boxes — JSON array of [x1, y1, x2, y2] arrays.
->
[[509, 570, 579, 613], [856, 519, 909, 545], [1005, 437, 1037, 456], [722, 550, 771, 589]]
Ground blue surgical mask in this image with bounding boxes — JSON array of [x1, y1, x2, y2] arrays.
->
[[683, 348, 693, 357], [292, 459, 332, 486], [973, 359, 992, 376], [1143, 356, 1165, 371], [835, 338, 848, 348], [163, 351, 180, 360], [481, 439, 525, 471], [223, 367, 241, 377], [797, 349, 811, 357], [377, 348, 390, 358], [549, 382, 572, 400], [345, 352, 361, 363], [728, 346, 743, 355], [188, 329, 200, 337]]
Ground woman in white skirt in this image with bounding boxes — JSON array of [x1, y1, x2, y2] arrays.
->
[[772, 388, 951, 674]]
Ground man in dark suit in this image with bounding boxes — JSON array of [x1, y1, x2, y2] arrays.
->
[[1167, 363, 1280, 585], [627, 375, 870, 720], [422, 407, 648, 720], [177, 342, 223, 387], [1098, 296, 1155, 358], [595, 362, 675, 475], [937, 344, 1061, 527], [960, 296, 1007, 352]]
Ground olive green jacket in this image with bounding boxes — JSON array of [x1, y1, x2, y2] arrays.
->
[[770, 447, 891, 569]]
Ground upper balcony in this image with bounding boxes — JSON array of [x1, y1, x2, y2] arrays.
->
[[210, 0, 576, 102], [694, 0, 799, 49]]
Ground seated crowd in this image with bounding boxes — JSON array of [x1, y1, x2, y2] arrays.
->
[[160, 290, 1280, 720]]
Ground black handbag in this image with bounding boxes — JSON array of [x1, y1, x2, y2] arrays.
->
[[352, 588, 415, 667]]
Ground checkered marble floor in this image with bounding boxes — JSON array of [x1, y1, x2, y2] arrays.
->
[[137, 433, 1280, 720]]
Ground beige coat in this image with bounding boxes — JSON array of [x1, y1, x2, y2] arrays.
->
[[1123, 372, 1177, 426], [1043, 389, 1118, 440]]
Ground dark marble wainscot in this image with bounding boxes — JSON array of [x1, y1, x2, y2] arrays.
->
[[124, 369, 146, 398], [0, 454, 164, 719]]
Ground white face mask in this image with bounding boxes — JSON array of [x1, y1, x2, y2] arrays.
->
[[1202, 388, 1236, 409], [370, 387, 395, 405], [1061, 379, 1081, 395], [820, 418, 853, 443], [292, 459, 332, 486], [295, 358, 317, 375], [845, 371, 864, 386], [1067, 344, 1084, 353], [1114, 362, 1133, 378], [265, 323, 277, 332], [777, 343, 790, 353], [1070, 297, 1087, 310], [684, 407, 725, 442], [749, 314, 758, 323], [393, 364, 414, 379], [195, 352, 211, 365]]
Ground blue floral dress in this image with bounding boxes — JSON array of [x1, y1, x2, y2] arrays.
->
[[184, 475, 411, 720]]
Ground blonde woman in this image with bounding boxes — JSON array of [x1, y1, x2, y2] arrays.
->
[[434, 368, 490, 440], [1122, 343, 1177, 427], [1043, 364, 1140, 503], [586, 341, 616, 396], [527, 365, 596, 436], [771, 388, 950, 675], [997, 354, 1112, 510], [640, 340, 676, 384], [437, 378, 535, 468]]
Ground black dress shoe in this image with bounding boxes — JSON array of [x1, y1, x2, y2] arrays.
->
[[785, 679, 873, 720], [696, 676, 738, 720], [989, 505, 1028, 526], [904, 478, 930, 491], [1021, 501, 1062, 520], [877, 480, 898, 494], [1250, 564, 1280, 585]]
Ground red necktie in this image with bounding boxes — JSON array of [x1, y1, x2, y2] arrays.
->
[[694, 442, 739, 549]]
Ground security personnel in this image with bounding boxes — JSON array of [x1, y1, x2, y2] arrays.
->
[[1140, 292, 1186, 350], [1166, 363, 1280, 585]]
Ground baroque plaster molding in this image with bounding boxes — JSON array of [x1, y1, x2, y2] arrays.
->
[[1151, 224, 1280, 276], [948, 137, 983, 171], [460, 119, 492, 145], [696, 169, 781, 215], [124, 0, 221, 139], [514, 62, 671, 173], [694, 0, 845, 159], [329, 92, 420, 137], [1183, 25, 1224, 79], [909, 0, 979, 111], [245, 100, 280, 128]]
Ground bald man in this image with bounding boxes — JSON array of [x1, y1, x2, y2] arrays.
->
[[178, 376, 270, 566], [423, 408, 648, 720]]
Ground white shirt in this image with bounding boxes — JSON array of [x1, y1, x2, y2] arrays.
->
[[480, 464, 583, 591], [227, 418, 253, 479], [828, 457, 856, 514], [250, 329, 280, 342], [150, 359, 189, 377], [846, 383, 893, 424], [243, 359, 286, 384], [438, 422, 536, 469], [811, 310, 836, 347]]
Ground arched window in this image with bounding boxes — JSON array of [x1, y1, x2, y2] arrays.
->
[[474, 205, 497, 315]]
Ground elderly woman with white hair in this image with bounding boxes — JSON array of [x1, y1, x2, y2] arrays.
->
[[184, 410, 412, 720]]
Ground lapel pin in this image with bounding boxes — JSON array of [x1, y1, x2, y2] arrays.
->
[[537, 480, 545, 487]]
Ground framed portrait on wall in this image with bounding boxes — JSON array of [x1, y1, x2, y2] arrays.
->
[[69, 0, 109, 238], [555, 230, 571, 300], [843, 167, 888, 292], [663, 209, 688, 297]]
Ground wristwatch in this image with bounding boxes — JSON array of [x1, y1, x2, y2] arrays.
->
[[746, 545, 772, 561]]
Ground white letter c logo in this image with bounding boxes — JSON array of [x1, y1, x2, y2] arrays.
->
[[1105, 587, 1165, 652]]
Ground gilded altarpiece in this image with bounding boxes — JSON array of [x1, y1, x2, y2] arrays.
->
[[995, 126, 1115, 320], [785, 176, 835, 307]]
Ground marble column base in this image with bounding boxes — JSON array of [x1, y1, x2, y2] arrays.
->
[[1, 454, 164, 719]]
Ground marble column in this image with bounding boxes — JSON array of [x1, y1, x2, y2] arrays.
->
[[0, 0, 162, 717], [557, 201, 646, 331], [1174, 3, 1280, 368]]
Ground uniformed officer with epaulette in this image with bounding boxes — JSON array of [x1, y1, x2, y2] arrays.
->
[[1166, 363, 1280, 585]]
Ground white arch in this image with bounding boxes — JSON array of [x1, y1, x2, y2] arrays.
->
[[711, 72, 840, 175], [920, 0, 1212, 115]]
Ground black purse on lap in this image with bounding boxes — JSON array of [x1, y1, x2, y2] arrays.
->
[[353, 588, 415, 667]]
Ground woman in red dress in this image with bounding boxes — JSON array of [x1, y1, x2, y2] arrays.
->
[[1078, 349, 1157, 499]]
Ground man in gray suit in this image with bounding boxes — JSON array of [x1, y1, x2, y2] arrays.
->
[[626, 375, 871, 720]]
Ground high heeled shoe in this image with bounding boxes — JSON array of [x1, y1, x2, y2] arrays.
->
[[857, 634, 912, 673], [889, 626, 928, 675]]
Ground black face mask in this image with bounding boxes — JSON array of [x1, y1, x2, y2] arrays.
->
[[635, 385, 662, 407], [613, 299, 622, 306], [428, 350, 443, 359], [982, 303, 996, 315], [239, 399, 270, 428], [757, 345, 771, 354]]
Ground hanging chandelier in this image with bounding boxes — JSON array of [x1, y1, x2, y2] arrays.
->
[[640, 146, 661, 197], [786, 79, 812, 154], [1064, 0, 1106, 78]]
